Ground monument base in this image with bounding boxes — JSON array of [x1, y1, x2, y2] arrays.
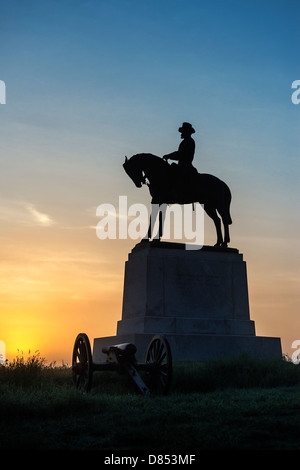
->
[[93, 333, 282, 363], [93, 241, 282, 363]]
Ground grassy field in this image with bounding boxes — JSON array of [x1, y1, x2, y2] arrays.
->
[[1, 352, 300, 451]]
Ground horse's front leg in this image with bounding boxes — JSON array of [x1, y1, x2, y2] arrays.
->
[[144, 203, 157, 240], [142, 210, 153, 240], [145, 203, 166, 240]]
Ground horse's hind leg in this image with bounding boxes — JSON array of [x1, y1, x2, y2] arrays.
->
[[220, 187, 232, 247], [219, 208, 231, 247], [222, 222, 230, 247], [204, 204, 223, 246]]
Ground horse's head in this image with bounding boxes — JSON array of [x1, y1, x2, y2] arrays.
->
[[123, 155, 145, 188]]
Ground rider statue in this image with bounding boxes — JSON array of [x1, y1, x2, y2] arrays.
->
[[162, 122, 197, 199]]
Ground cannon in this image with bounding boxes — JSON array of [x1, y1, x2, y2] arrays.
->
[[72, 333, 172, 395]]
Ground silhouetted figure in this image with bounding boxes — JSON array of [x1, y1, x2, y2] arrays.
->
[[163, 122, 195, 166], [163, 123, 198, 197]]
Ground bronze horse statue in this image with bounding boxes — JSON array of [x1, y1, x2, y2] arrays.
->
[[123, 153, 232, 247]]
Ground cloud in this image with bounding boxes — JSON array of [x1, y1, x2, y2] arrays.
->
[[25, 204, 54, 226], [0, 199, 55, 227]]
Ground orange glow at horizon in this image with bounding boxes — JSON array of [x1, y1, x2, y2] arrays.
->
[[0, 198, 299, 364], [3, 296, 123, 364], [0, 219, 132, 363]]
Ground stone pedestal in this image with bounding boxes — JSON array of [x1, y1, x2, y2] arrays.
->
[[93, 241, 282, 362]]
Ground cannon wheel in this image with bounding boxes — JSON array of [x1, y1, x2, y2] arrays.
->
[[145, 335, 172, 395], [72, 333, 93, 392]]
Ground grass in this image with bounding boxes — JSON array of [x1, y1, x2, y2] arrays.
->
[[1, 351, 300, 450]]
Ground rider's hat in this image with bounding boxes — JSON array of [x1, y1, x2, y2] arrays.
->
[[178, 122, 195, 134]]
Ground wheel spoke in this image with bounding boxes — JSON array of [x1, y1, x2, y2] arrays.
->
[[157, 350, 166, 365], [155, 342, 163, 362]]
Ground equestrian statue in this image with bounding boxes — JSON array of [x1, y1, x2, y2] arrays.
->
[[123, 122, 232, 247]]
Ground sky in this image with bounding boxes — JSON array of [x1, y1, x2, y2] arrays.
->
[[0, 0, 299, 363]]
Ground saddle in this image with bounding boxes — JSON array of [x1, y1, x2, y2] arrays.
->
[[166, 163, 199, 204]]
